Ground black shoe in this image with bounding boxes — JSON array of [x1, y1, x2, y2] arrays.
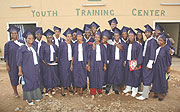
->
[[69, 90, 73, 93], [158, 98, 163, 101], [61, 93, 66, 96], [105, 90, 109, 94], [153, 95, 158, 98], [114, 90, 119, 94]]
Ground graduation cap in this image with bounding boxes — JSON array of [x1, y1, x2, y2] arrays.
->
[[22, 29, 33, 38], [83, 24, 91, 32], [53, 26, 61, 32], [72, 28, 78, 34], [121, 26, 129, 33], [63, 28, 72, 37], [144, 24, 153, 32], [43, 29, 55, 37], [128, 28, 136, 35], [112, 27, 121, 35], [102, 29, 113, 39], [159, 32, 169, 41], [108, 18, 118, 25], [7, 25, 20, 32], [76, 29, 84, 36], [135, 28, 145, 34], [34, 27, 43, 35], [90, 22, 100, 29], [95, 29, 101, 36], [155, 24, 164, 32]]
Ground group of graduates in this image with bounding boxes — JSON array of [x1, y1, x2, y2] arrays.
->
[[4, 18, 174, 105]]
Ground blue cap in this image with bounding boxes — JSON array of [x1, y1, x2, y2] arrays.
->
[[155, 24, 164, 32], [53, 26, 61, 32], [112, 27, 121, 34], [83, 24, 91, 32], [22, 29, 33, 38], [144, 24, 153, 32], [76, 29, 84, 36], [63, 28, 72, 37], [121, 26, 129, 33], [72, 28, 78, 34], [34, 27, 43, 35], [159, 32, 169, 41], [129, 28, 136, 35], [102, 29, 112, 39], [90, 22, 100, 29], [108, 18, 118, 25], [43, 29, 55, 37], [7, 25, 20, 32], [95, 29, 101, 37], [135, 28, 145, 34]]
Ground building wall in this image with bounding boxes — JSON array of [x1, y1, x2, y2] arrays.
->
[[0, 0, 180, 57]]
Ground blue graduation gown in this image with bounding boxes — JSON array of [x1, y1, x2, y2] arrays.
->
[[125, 42, 143, 87], [72, 42, 88, 88], [39, 43, 59, 89], [58, 42, 72, 87], [103, 44, 110, 85], [4, 39, 24, 86], [88, 44, 107, 89], [166, 38, 175, 65], [83, 37, 94, 44], [52, 37, 65, 47], [108, 41, 126, 86], [142, 38, 158, 86], [32, 40, 46, 87], [152, 45, 171, 93], [16, 45, 40, 91]]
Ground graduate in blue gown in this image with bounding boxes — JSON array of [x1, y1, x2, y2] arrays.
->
[[40, 29, 59, 97], [108, 18, 118, 40], [106, 27, 126, 94], [136, 24, 158, 100], [71, 29, 88, 95], [121, 26, 130, 43], [152, 32, 171, 101], [123, 28, 143, 97], [32, 27, 46, 93], [16, 29, 42, 105], [72, 28, 78, 44], [4, 26, 24, 98], [87, 29, 107, 96], [83, 24, 94, 45], [90, 21, 100, 40], [58, 28, 73, 96], [53, 26, 65, 48]]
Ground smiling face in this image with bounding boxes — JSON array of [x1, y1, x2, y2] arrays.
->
[[95, 34, 101, 42], [10, 31, 18, 40], [110, 22, 117, 30], [91, 27, 97, 34], [26, 35, 34, 44], [35, 33, 42, 41], [158, 37, 165, 46], [136, 33, 143, 41], [72, 32, 77, 40], [122, 32, 128, 40], [102, 36, 109, 43], [154, 29, 161, 38], [128, 33, 135, 42], [77, 35, 83, 41], [114, 33, 120, 42], [46, 35, 53, 43], [85, 31, 91, 38], [54, 30, 61, 37], [66, 34, 72, 41], [145, 31, 152, 39]]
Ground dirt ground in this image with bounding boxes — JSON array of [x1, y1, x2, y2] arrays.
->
[[0, 59, 180, 112]]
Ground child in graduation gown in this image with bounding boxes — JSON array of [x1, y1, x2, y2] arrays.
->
[[72, 29, 88, 95], [106, 27, 126, 94], [152, 32, 171, 101], [136, 24, 158, 100], [40, 29, 59, 97], [123, 28, 143, 97], [4, 26, 24, 98], [16, 29, 42, 105], [86, 29, 107, 96], [58, 28, 73, 96]]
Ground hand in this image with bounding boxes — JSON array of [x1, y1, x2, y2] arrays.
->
[[86, 65, 90, 72], [18, 71, 23, 76], [70, 65, 73, 71], [115, 44, 123, 50], [6, 65, 10, 72], [92, 43, 96, 50], [103, 65, 107, 71], [123, 61, 126, 67], [169, 49, 173, 55], [168, 66, 171, 74], [146, 67, 151, 70]]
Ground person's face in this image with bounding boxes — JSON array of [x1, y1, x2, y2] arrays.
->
[[26, 35, 34, 44], [10, 31, 18, 40], [154, 30, 161, 37], [95, 35, 101, 42], [136, 33, 143, 41], [122, 32, 128, 40], [110, 22, 117, 30], [102, 36, 109, 43], [77, 35, 83, 41], [66, 34, 72, 41], [72, 32, 77, 40], [128, 33, 135, 42], [35, 33, 42, 41], [158, 37, 165, 46], [91, 27, 97, 33], [114, 33, 120, 41], [145, 31, 152, 38], [55, 30, 61, 37], [46, 35, 53, 43], [85, 31, 91, 37]]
